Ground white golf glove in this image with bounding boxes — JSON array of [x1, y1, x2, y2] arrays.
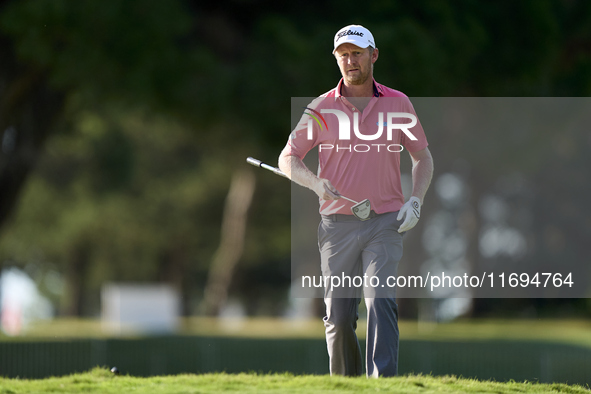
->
[[397, 196, 421, 233]]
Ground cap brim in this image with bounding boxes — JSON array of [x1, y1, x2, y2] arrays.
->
[[332, 39, 370, 54]]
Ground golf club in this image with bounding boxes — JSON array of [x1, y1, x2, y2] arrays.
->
[[247, 157, 372, 220]]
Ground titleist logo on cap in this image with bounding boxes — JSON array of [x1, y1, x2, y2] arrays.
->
[[336, 29, 364, 41], [332, 25, 375, 53]]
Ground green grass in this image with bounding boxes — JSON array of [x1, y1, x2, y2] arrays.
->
[[0, 367, 588, 393]]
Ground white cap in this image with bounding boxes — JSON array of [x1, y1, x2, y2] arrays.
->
[[333, 25, 376, 53]]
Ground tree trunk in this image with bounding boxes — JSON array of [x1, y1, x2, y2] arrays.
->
[[62, 241, 91, 316], [202, 168, 256, 316], [157, 246, 192, 316], [0, 35, 65, 235]]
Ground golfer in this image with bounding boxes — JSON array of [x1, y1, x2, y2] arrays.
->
[[279, 25, 433, 377]]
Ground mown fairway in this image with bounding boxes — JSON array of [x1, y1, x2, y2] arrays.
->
[[0, 367, 588, 394]]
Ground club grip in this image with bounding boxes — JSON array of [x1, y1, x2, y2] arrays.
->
[[246, 157, 262, 167]]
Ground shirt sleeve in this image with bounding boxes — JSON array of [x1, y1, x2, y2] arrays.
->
[[400, 98, 429, 152], [282, 101, 323, 160]]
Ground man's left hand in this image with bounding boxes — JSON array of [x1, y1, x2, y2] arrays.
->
[[397, 196, 421, 233]]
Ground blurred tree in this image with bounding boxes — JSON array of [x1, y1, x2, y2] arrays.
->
[[0, 0, 222, 315], [0, 32, 64, 236], [0, 0, 293, 315]]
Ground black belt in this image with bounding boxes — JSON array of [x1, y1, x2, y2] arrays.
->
[[323, 210, 380, 222]]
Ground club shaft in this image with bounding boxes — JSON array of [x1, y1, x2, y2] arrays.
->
[[247, 157, 288, 178], [339, 195, 359, 204], [246, 157, 360, 204]]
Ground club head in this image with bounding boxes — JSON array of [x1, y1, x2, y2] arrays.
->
[[351, 199, 371, 221]]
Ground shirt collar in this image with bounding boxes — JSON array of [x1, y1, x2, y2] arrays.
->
[[336, 78, 383, 98]]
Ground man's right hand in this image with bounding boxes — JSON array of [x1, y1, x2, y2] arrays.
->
[[278, 153, 341, 200], [313, 178, 341, 200]]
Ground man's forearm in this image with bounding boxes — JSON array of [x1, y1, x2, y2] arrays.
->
[[279, 150, 341, 201], [278, 151, 319, 191], [411, 153, 434, 204]]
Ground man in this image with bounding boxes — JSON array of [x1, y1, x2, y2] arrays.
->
[[278, 25, 433, 377]]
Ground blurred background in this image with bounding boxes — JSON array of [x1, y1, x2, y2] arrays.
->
[[1, 0, 591, 382]]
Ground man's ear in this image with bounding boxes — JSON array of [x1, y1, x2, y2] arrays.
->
[[372, 48, 379, 64]]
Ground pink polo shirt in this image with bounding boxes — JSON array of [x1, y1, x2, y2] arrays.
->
[[284, 79, 428, 216]]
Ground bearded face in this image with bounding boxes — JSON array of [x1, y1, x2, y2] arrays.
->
[[334, 44, 376, 86]]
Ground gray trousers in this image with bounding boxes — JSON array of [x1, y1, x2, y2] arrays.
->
[[318, 211, 403, 377]]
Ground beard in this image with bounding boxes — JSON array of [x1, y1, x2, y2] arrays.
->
[[343, 59, 372, 85]]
